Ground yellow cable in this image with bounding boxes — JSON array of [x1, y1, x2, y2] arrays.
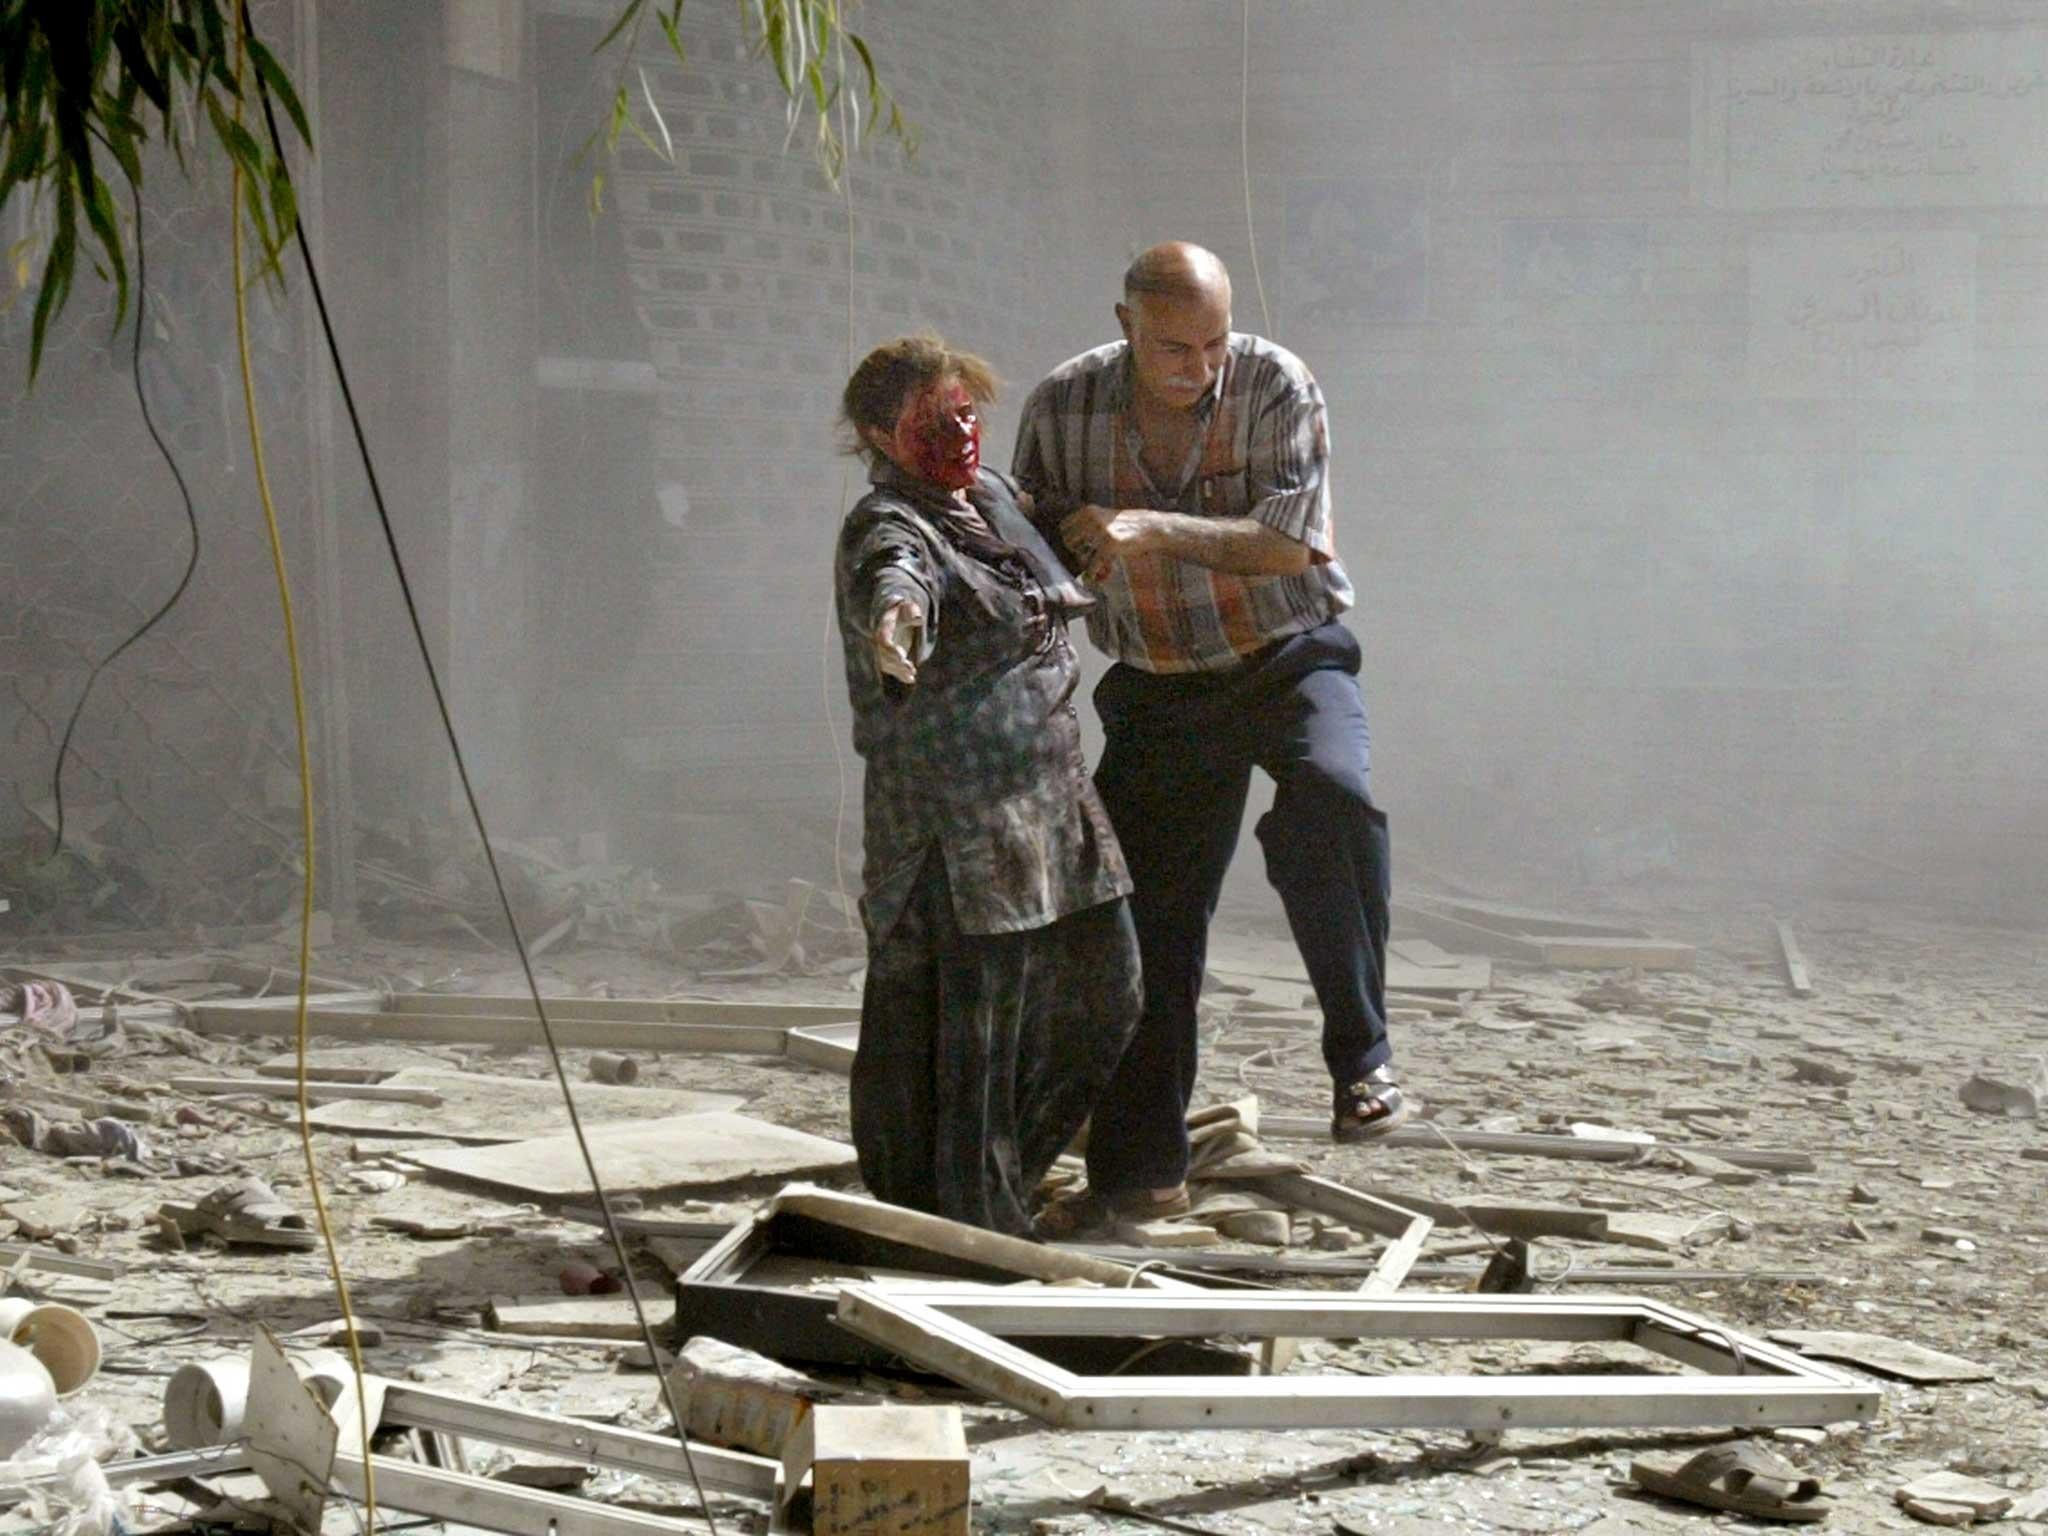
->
[[229, 14, 378, 1527]]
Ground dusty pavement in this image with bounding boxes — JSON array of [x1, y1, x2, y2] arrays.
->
[[1, 892, 2045, 1534]]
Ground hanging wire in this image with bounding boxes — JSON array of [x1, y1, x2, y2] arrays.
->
[[239, 5, 720, 1528], [1240, 0, 1274, 338], [41, 180, 202, 863], [224, 9, 380, 1525]]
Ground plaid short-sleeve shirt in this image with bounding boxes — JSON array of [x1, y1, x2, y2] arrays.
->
[[1012, 334, 1355, 674]]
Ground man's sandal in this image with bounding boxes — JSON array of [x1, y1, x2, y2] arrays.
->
[[1331, 1064, 1417, 1143], [1032, 1184, 1190, 1241]]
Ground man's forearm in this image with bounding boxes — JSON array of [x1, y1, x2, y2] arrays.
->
[[1128, 511, 1312, 576]]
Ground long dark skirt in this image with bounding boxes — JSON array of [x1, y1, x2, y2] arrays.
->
[[850, 854, 1142, 1237]]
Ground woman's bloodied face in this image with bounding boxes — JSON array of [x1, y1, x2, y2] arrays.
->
[[884, 377, 980, 491]]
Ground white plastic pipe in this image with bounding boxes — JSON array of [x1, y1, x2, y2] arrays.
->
[[0, 1340, 58, 1458]]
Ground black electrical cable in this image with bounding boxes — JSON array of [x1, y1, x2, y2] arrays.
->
[[238, 9, 720, 1529], [43, 177, 202, 862]]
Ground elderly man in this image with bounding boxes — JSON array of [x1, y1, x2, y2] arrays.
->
[[1015, 241, 1411, 1232]]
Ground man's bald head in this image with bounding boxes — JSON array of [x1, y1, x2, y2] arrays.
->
[[1122, 241, 1232, 309], [1117, 242, 1235, 411]]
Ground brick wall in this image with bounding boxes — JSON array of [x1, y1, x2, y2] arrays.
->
[[533, 0, 1074, 886]]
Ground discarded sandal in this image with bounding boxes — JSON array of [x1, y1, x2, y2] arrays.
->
[[1331, 1064, 1417, 1143], [1631, 1441, 1831, 1523], [161, 1178, 319, 1251]]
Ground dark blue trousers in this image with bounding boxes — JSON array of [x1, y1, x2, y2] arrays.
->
[[1085, 621, 1392, 1195]]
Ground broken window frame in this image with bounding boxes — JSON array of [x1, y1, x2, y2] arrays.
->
[[832, 1285, 1880, 1433]]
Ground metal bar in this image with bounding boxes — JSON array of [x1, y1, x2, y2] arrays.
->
[[333, 1453, 717, 1536], [1404, 1264, 1827, 1286], [1255, 1118, 1817, 1173], [99, 1445, 254, 1487], [378, 1382, 778, 1500], [851, 1288, 1650, 1341]]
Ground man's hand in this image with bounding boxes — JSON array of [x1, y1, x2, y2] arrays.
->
[[871, 598, 924, 685], [1060, 504, 1153, 584]]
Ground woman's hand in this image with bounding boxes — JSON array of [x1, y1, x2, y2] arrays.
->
[[872, 598, 924, 685]]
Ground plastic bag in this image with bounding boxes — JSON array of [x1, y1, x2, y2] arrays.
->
[[6, 1404, 141, 1536]]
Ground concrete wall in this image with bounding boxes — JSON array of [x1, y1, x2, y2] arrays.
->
[[19, 0, 2037, 937], [1054, 0, 2048, 911]]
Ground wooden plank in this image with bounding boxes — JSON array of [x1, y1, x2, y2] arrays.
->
[[1303, 1187, 1612, 1243], [1775, 919, 1813, 995], [1766, 1329, 1992, 1384], [671, 1336, 875, 1457], [1416, 898, 1649, 940], [0, 1243, 123, 1280], [3, 961, 363, 1005], [385, 994, 858, 1027], [258, 1046, 453, 1082], [784, 1023, 858, 1076], [1387, 938, 1461, 968], [487, 1295, 675, 1339], [1536, 936, 1696, 971], [168, 1076, 447, 1106], [1249, 1173, 1415, 1241], [305, 1070, 743, 1143], [1360, 1214, 1430, 1298], [190, 1005, 796, 1054], [410, 1112, 857, 1198], [772, 1186, 1144, 1288], [1391, 904, 1547, 963], [1387, 956, 1492, 995], [1383, 990, 1470, 1017], [1255, 1117, 1816, 1173]]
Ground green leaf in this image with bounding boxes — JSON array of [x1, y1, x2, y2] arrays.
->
[[112, 21, 171, 113], [79, 168, 128, 334], [196, 0, 232, 90], [202, 86, 264, 171], [266, 158, 296, 238], [591, 0, 647, 55], [603, 83, 628, 153], [28, 183, 76, 383], [246, 33, 310, 145], [847, 31, 880, 110], [0, 120, 48, 203], [657, 6, 685, 65], [762, 3, 795, 95], [98, 116, 143, 188]]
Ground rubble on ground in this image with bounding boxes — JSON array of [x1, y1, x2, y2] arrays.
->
[[0, 889, 2043, 1535]]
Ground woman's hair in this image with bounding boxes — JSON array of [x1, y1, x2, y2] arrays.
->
[[840, 332, 999, 463]]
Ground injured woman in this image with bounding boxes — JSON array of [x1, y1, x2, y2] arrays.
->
[[830, 332, 1141, 1237]]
